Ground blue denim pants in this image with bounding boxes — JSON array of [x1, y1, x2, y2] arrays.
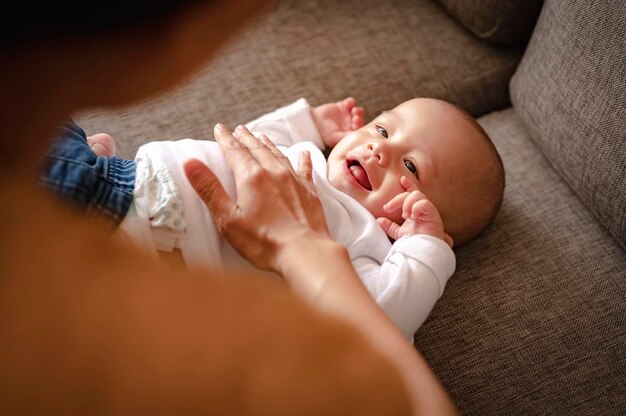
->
[[38, 121, 136, 229]]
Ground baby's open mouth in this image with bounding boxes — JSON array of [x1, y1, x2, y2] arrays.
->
[[348, 160, 372, 191]]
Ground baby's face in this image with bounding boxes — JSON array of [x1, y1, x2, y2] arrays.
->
[[327, 98, 487, 227]]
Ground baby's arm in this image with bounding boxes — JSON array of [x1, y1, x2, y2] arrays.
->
[[243, 97, 364, 150], [359, 177, 454, 338], [244, 98, 323, 149], [355, 234, 455, 340], [377, 177, 453, 248]]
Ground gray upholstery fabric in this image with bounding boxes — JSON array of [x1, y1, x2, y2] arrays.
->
[[436, 0, 543, 44], [415, 108, 626, 415], [510, 0, 626, 249], [75, 0, 522, 160]]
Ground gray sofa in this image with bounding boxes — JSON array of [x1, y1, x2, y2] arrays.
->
[[76, 0, 626, 414]]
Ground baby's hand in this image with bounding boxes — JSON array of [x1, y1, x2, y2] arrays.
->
[[377, 177, 453, 247], [311, 97, 365, 148]]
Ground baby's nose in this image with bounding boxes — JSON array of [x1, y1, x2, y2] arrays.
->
[[367, 142, 386, 165]]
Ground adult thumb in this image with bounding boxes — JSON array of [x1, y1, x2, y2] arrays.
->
[[184, 158, 235, 218]]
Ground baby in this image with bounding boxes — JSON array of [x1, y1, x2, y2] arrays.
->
[[40, 97, 504, 339]]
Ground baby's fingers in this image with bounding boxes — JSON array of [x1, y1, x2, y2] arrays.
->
[[351, 113, 365, 130], [402, 190, 429, 219], [351, 105, 365, 117], [351, 105, 365, 127], [410, 199, 439, 222], [377, 217, 401, 240], [400, 176, 418, 192], [342, 97, 357, 109], [383, 192, 410, 213]]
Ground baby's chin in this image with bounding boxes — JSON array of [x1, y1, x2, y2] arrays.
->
[[326, 165, 355, 197]]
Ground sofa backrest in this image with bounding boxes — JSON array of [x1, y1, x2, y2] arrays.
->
[[436, 0, 544, 44], [510, 0, 626, 249]]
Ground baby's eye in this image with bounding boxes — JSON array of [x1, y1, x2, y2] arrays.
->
[[404, 159, 419, 178], [376, 126, 388, 138]]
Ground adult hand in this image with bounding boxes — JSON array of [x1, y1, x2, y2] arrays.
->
[[183, 123, 330, 272], [184, 125, 459, 416]]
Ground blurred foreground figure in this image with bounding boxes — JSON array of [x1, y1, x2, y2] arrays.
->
[[0, 1, 456, 414]]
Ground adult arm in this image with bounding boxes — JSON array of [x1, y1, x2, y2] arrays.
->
[[184, 124, 459, 416], [0, 177, 409, 416]]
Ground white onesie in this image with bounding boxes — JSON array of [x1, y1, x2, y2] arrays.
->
[[119, 98, 456, 339]]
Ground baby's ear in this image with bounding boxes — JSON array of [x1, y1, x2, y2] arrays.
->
[[400, 176, 418, 191]]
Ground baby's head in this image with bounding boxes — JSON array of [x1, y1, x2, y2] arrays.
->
[[327, 98, 504, 246]]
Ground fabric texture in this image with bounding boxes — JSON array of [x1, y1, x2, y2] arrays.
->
[[415, 108, 626, 415], [436, 0, 544, 44], [510, 0, 626, 249], [39, 120, 135, 229], [134, 152, 187, 234], [75, 0, 523, 160]]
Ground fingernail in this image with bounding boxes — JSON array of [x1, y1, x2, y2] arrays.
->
[[215, 123, 226, 133], [184, 160, 203, 179]]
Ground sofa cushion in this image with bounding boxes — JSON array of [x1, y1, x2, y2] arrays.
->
[[75, 0, 522, 159], [510, 0, 626, 249], [436, 0, 544, 44], [415, 108, 626, 415]]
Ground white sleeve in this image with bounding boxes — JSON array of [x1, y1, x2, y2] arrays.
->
[[354, 235, 456, 340], [244, 98, 324, 149]]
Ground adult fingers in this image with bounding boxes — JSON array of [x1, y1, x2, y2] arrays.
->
[[213, 123, 257, 176], [228, 127, 294, 176], [231, 125, 263, 148], [377, 217, 400, 240], [232, 126, 282, 168], [297, 150, 317, 194], [183, 158, 237, 227], [298, 150, 312, 177], [258, 133, 293, 167]]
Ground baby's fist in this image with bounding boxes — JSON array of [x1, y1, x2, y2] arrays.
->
[[377, 180, 453, 247]]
